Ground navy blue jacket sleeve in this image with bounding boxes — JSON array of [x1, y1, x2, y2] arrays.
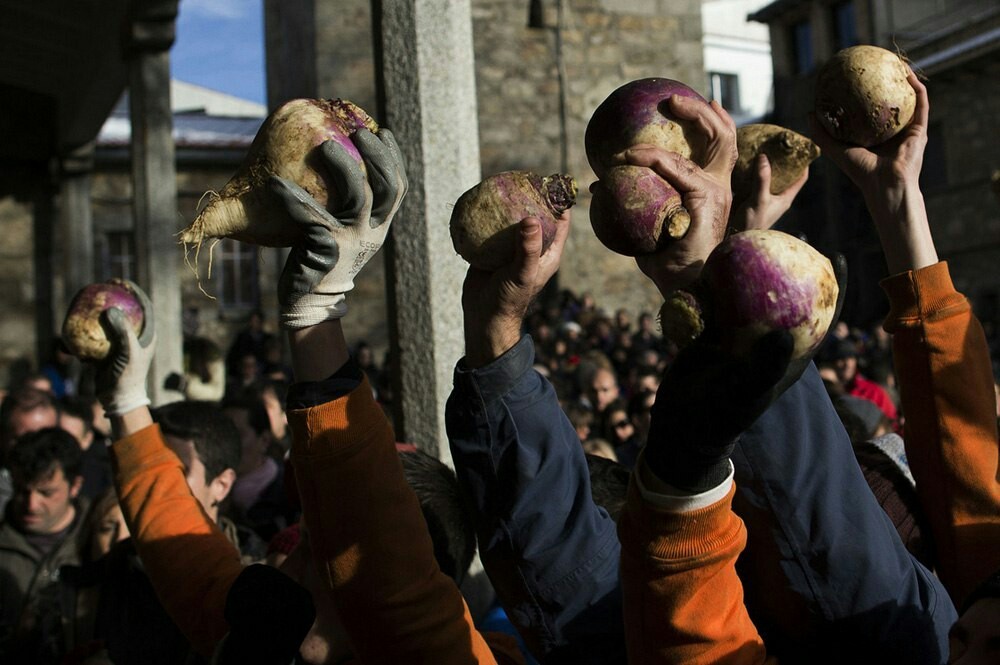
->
[[733, 363, 957, 664], [445, 336, 625, 665]]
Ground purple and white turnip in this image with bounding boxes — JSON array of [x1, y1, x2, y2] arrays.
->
[[585, 78, 709, 256], [660, 230, 838, 362], [450, 171, 577, 270], [815, 45, 916, 147], [62, 279, 145, 361], [180, 98, 379, 249]]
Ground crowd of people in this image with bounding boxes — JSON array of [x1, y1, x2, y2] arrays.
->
[[0, 66, 997, 665]]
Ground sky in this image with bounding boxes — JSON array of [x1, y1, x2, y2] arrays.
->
[[171, 0, 267, 104]]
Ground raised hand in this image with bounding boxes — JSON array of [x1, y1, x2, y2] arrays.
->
[[811, 69, 937, 273], [461, 212, 571, 367], [626, 96, 738, 297], [730, 154, 810, 232], [96, 280, 156, 417], [273, 128, 407, 329]]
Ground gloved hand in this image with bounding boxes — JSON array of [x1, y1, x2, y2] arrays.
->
[[96, 280, 156, 417], [272, 128, 407, 329]]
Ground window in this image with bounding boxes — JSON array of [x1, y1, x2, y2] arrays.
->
[[708, 72, 741, 113], [215, 238, 260, 310], [791, 19, 813, 74], [95, 231, 136, 281], [832, 2, 859, 50]]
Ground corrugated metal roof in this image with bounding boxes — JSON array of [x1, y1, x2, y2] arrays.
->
[[97, 108, 264, 149]]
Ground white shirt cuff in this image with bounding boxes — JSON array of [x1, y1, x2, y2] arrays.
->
[[635, 460, 734, 512]]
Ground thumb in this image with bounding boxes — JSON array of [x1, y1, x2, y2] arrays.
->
[[513, 217, 543, 286], [755, 153, 772, 196], [101, 307, 134, 348]]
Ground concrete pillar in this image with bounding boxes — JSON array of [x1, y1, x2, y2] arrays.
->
[[127, 1, 183, 406], [264, 0, 317, 110], [373, 0, 481, 462], [60, 144, 96, 298]]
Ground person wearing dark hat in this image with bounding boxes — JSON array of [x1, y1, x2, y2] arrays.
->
[[818, 334, 899, 430]]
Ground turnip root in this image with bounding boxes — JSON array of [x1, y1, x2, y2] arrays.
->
[[585, 78, 709, 255], [815, 45, 915, 147], [732, 124, 819, 208], [450, 171, 577, 271], [180, 98, 379, 249], [62, 279, 145, 361], [659, 230, 838, 362], [590, 165, 689, 256]]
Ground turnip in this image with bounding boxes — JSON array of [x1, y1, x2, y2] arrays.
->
[[732, 124, 819, 208], [659, 230, 838, 362], [815, 45, 915, 147], [585, 78, 709, 255], [62, 279, 145, 361], [179, 98, 379, 249], [450, 171, 577, 270], [589, 165, 688, 256]]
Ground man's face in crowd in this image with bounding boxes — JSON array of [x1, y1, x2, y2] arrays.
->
[[6, 405, 59, 448], [10, 464, 81, 535], [163, 434, 233, 522], [225, 407, 270, 476], [835, 355, 858, 384], [949, 598, 1000, 664], [589, 369, 619, 413], [60, 413, 94, 451]]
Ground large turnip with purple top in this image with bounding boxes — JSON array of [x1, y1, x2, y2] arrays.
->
[[585, 78, 709, 256], [180, 98, 379, 250], [62, 279, 145, 361], [450, 171, 577, 270], [660, 230, 838, 362]]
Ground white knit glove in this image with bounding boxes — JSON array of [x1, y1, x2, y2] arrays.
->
[[97, 280, 156, 417], [272, 128, 407, 329]]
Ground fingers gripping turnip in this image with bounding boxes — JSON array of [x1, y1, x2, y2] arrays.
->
[[660, 230, 840, 367], [815, 45, 916, 148], [585, 78, 709, 255], [732, 124, 819, 210], [180, 98, 380, 250], [62, 279, 146, 361], [450, 171, 577, 271]]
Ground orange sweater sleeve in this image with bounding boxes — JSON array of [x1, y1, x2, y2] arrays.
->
[[881, 261, 1000, 607], [618, 479, 772, 665], [288, 377, 514, 665], [111, 424, 244, 657]]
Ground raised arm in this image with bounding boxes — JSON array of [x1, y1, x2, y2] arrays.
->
[[90, 284, 245, 657], [813, 68, 1000, 610], [446, 212, 626, 663], [631, 93, 956, 662], [276, 130, 514, 664]]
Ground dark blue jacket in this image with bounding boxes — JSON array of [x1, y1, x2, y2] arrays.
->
[[446, 335, 956, 665]]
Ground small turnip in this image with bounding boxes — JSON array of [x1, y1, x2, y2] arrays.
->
[[450, 171, 577, 270], [585, 78, 709, 256], [732, 124, 819, 208], [659, 230, 838, 363], [180, 98, 379, 249], [815, 45, 915, 147], [589, 165, 688, 256], [62, 279, 145, 361]]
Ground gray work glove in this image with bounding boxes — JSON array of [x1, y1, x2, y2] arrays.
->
[[272, 128, 407, 329], [97, 280, 156, 417]]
